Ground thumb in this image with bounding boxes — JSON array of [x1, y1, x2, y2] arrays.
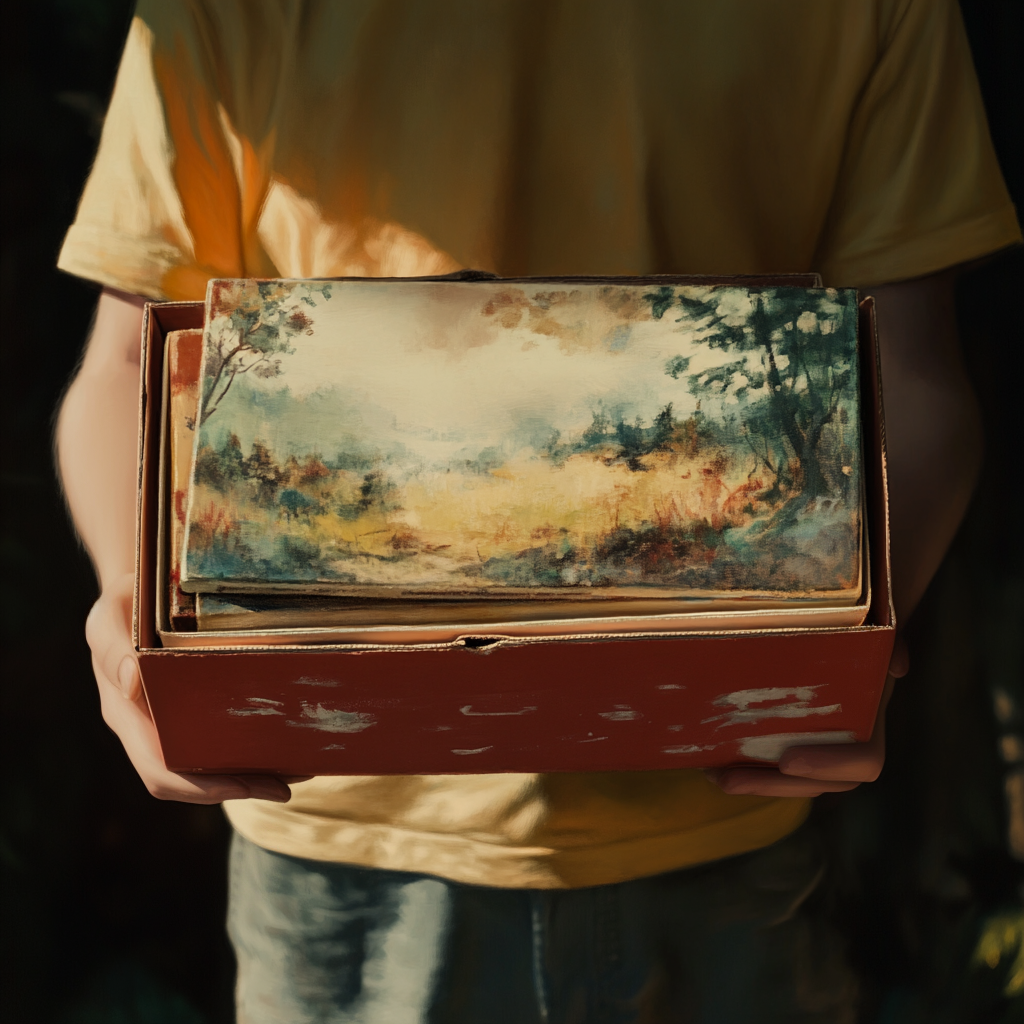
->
[[116, 654, 142, 702], [86, 595, 142, 702]]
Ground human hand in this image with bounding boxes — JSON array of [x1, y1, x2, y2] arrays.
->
[[86, 572, 307, 803], [704, 637, 910, 798]]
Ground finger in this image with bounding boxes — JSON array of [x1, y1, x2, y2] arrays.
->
[[776, 674, 891, 783], [778, 742, 883, 783], [95, 669, 292, 804], [705, 767, 861, 797], [94, 650, 146, 725], [146, 773, 290, 804], [221, 775, 296, 802], [706, 654, 899, 798], [116, 656, 142, 702]]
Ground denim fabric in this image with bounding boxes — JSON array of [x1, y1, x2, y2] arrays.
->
[[228, 826, 857, 1024]]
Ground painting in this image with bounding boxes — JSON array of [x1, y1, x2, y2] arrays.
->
[[166, 329, 202, 627], [182, 279, 862, 601]]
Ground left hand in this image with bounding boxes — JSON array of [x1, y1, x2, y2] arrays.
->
[[87, 574, 311, 803], [704, 637, 910, 797]]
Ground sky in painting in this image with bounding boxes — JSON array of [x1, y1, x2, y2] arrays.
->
[[200, 281, 769, 468]]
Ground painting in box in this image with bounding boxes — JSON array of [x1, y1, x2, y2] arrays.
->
[[182, 279, 862, 599], [166, 329, 203, 628]]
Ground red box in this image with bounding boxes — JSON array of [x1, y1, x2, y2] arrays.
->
[[133, 284, 895, 776]]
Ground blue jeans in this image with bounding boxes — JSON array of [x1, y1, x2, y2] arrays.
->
[[228, 826, 856, 1024]]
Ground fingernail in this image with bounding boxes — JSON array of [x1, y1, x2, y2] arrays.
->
[[117, 657, 137, 698]]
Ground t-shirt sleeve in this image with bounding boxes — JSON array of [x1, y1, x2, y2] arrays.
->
[[815, 0, 1020, 287], [57, 11, 253, 301], [58, 17, 195, 299]]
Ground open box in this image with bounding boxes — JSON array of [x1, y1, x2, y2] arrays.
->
[[133, 276, 895, 776]]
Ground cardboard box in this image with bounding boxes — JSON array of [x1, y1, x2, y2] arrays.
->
[[133, 277, 895, 776]]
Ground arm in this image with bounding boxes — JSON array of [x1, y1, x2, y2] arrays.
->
[[57, 288, 298, 803], [708, 268, 983, 797], [871, 269, 983, 620]]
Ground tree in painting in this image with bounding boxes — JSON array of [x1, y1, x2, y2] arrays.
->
[[201, 280, 333, 425], [647, 286, 857, 504]]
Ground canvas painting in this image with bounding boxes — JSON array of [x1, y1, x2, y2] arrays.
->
[[182, 279, 863, 600], [166, 329, 203, 627]]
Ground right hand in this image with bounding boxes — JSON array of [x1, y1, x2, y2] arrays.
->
[[87, 572, 304, 803]]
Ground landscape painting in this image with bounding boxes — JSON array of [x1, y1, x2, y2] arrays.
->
[[182, 279, 863, 600]]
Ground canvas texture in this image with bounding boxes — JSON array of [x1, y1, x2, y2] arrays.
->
[[182, 280, 863, 608], [59, 0, 1020, 885]]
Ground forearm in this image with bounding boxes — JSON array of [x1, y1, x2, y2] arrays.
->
[[881, 354, 982, 621], [712, 273, 981, 797], [54, 289, 296, 803], [56, 290, 146, 592], [873, 274, 983, 621]]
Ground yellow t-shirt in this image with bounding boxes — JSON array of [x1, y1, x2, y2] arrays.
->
[[60, 0, 1019, 888]]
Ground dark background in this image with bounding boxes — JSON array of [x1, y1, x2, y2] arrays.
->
[[1, 2, 1020, 1021]]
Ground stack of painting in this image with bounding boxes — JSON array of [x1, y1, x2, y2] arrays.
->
[[158, 276, 869, 647]]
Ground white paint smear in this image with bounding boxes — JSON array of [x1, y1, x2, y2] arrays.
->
[[739, 731, 857, 762], [228, 697, 284, 717], [452, 746, 493, 755], [288, 702, 376, 733], [599, 706, 641, 722], [703, 686, 840, 727], [294, 676, 340, 687], [663, 743, 718, 754], [460, 705, 538, 717]]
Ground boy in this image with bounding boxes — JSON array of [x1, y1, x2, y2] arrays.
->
[[57, 2, 1019, 1020]]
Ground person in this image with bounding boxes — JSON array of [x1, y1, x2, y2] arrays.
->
[[56, 2, 1020, 1021]]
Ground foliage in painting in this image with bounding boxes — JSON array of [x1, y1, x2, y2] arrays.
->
[[647, 286, 858, 505], [201, 280, 333, 424]]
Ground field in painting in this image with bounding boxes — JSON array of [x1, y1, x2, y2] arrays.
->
[[183, 280, 862, 597]]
